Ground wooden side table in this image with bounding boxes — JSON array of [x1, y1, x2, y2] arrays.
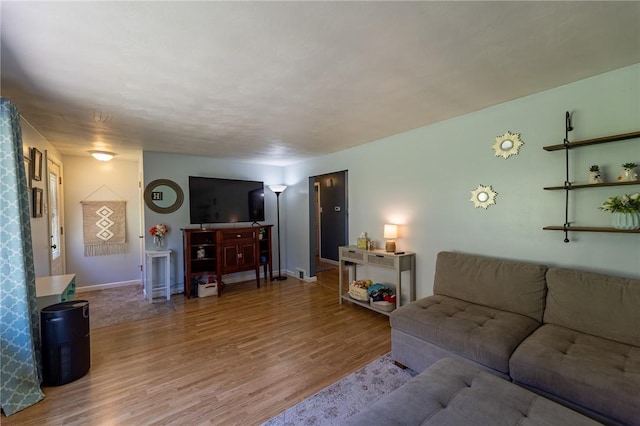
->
[[145, 250, 172, 302], [338, 246, 416, 316]]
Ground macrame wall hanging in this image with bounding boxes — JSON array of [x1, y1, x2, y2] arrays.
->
[[81, 185, 127, 256]]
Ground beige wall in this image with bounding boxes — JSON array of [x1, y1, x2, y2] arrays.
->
[[20, 118, 64, 277], [19, 115, 143, 287], [63, 155, 142, 288]]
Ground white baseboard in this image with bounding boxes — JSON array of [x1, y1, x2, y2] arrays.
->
[[214, 269, 317, 285], [75, 280, 142, 293], [285, 269, 316, 283], [75, 271, 318, 294]]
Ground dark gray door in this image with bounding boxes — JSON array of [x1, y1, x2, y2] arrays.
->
[[318, 171, 348, 262]]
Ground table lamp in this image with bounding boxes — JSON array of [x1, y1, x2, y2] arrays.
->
[[383, 224, 398, 252]]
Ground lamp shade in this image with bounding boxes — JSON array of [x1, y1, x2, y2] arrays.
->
[[383, 224, 398, 239], [90, 150, 116, 161], [269, 184, 287, 194]]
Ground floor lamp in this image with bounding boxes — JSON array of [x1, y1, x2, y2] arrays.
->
[[269, 185, 288, 281]]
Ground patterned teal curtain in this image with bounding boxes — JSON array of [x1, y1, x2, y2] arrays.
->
[[0, 98, 45, 415]]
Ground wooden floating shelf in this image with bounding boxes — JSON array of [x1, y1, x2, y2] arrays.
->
[[543, 226, 640, 234], [544, 181, 640, 190], [543, 130, 640, 151]]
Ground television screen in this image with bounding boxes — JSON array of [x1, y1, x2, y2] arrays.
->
[[189, 176, 265, 224]]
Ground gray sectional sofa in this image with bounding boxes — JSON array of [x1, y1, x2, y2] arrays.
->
[[390, 251, 640, 426], [345, 357, 601, 426]]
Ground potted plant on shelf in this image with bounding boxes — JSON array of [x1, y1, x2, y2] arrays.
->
[[618, 162, 638, 182], [588, 165, 603, 184], [599, 193, 640, 230]]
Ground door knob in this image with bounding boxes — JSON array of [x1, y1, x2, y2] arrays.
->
[[51, 244, 57, 249]]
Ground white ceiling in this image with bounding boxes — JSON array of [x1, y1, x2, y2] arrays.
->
[[1, 1, 639, 166]]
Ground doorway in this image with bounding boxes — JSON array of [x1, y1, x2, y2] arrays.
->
[[47, 156, 65, 275], [308, 171, 348, 277]]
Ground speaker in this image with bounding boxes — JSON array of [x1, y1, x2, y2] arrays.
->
[[41, 300, 90, 386]]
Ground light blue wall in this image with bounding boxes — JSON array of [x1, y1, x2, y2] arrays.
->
[[141, 64, 639, 297], [285, 64, 640, 298], [142, 151, 284, 291]]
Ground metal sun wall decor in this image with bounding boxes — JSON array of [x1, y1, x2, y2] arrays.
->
[[492, 131, 524, 159], [470, 184, 497, 209]]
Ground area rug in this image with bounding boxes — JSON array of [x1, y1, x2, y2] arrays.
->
[[78, 284, 175, 329], [262, 353, 417, 426]]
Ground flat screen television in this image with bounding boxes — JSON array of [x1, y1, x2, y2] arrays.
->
[[189, 176, 265, 224]]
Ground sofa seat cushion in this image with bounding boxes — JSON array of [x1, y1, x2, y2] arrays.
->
[[344, 358, 600, 426], [390, 295, 540, 373], [510, 324, 640, 425]]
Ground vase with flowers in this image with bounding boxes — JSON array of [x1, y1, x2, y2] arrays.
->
[[149, 223, 169, 249], [598, 192, 640, 230]]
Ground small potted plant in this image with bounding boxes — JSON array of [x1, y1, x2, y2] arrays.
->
[[588, 165, 603, 184], [618, 162, 638, 182], [599, 192, 640, 230]]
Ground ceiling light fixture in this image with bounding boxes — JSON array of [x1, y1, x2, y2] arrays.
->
[[89, 150, 116, 161]]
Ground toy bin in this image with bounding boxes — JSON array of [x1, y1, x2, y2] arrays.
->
[[348, 282, 369, 301], [197, 279, 218, 298]]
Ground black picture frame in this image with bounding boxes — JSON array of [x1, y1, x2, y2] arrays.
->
[[32, 187, 43, 218], [31, 147, 43, 181]]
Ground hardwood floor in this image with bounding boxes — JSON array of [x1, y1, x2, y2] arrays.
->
[[3, 269, 390, 425]]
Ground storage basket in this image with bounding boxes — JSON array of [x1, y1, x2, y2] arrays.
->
[[348, 282, 369, 301], [198, 281, 218, 298], [371, 300, 395, 312]]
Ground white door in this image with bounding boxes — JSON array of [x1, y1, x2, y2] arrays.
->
[[138, 170, 146, 290], [47, 157, 65, 275]]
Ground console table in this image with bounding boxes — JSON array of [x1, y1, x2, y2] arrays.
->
[[35, 274, 76, 311], [338, 246, 416, 316]]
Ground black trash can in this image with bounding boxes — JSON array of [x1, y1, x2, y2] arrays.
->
[[41, 300, 90, 386]]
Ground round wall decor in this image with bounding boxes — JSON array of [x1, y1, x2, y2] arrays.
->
[[470, 184, 498, 209], [492, 131, 524, 159], [144, 179, 184, 214]]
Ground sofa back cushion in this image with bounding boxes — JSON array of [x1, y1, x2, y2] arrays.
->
[[544, 268, 640, 346], [433, 251, 548, 322]]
